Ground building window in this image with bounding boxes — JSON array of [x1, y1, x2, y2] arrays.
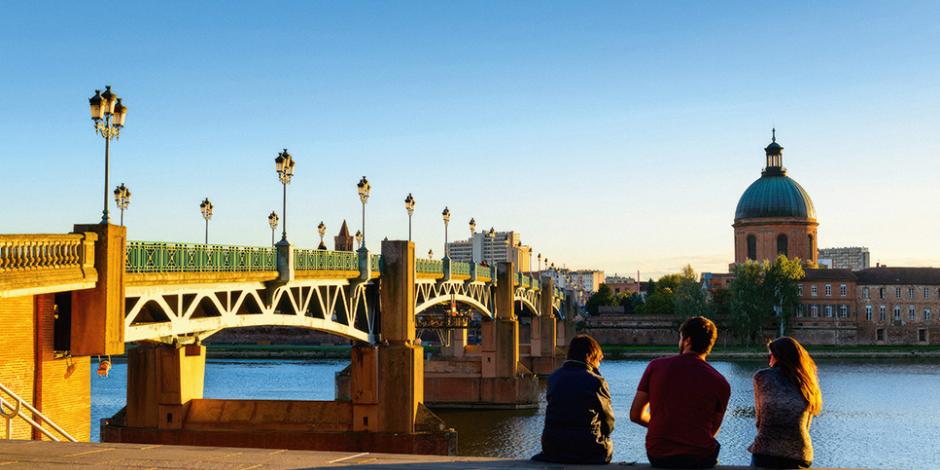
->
[[909, 305, 916, 321], [807, 234, 814, 258], [879, 287, 885, 299], [825, 284, 832, 297], [919, 329, 928, 343], [777, 234, 788, 257], [925, 308, 932, 321], [798, 285, 803, 296], [863, 287, 870, 299], [879, 305, 886, 321], [894, 305, 901, 321], [747, 234, 757, 261], [865, 305, 873, 321], [908, 287, 915, 299], [839, 305, 848, 318], [811, 285, 818, 297], [925, 288, 931, 299], [896, 287, 902, 298], [840, 284, 847, 297], [797, 304, 805, 317], [811, 305, 819, 317], [825, 305, 833, 318], [876, 328, 885, 341]]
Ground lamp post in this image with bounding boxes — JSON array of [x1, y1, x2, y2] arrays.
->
[[404, 193, 415, 241], [487, 227, 496, 267], [113, 183, 131, 227], [537, 253, 542, 276], [357, 176, 370, 250], [200, 198, 213, 244], [441, 207, 451, 258], [89, 86, 128, 224], [428, 249, 433, 260], [317, 221, 327, 250], [267, 211, 279, 246], [355, 230, 363, 249], [274, 149, 295, 243], [469, 218, 477, 262]]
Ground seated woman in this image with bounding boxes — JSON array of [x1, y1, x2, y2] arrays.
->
[[749, 336, 822, 469], [532, 334, 614, 464]]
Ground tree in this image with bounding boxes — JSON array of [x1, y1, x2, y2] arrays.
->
[[674, 265, 708, 318], [621, 292, 643, 314], [728, 256, 805, 345], [585, 283, 616, 315]]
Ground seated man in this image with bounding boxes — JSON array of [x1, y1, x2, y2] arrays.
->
[[630, 316, 730, 468], [532, 334, 614, 464]]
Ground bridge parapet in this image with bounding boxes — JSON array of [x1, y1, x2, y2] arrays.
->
[[0, 233, 98, 297], [126, 241, 276, 273]]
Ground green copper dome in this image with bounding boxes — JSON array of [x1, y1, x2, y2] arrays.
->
[[735, 174, 816, 220], [735, 130, 816, 220]]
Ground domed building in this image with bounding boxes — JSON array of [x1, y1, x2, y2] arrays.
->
[[733, 130, 818, 265]]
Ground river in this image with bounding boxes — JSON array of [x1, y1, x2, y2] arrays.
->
[[90, 358, 940, 469]]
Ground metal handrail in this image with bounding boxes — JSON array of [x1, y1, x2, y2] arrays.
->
[[0, 382, 77, 442]]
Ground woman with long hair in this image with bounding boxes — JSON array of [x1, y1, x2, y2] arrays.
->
[[532, 334, 615, 464], [749, 336, 823, 468]]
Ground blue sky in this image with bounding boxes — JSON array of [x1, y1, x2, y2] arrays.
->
[[2, 1, 939, 278]]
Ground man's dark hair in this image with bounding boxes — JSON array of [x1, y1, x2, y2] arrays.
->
[[567, 334, 603, 365], [679, 316, 718, 355]]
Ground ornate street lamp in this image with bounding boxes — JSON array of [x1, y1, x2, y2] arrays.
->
[[487, 227, 496, 267], [274, 149, 295, 243], [317, 221, 327, 250], [89, 85, 128, 224], [404, 193, 415, 241], [113, 183, 131, 227], [469, 218, 476, 236], [356, 176, 370, 250], [428, 249, 434, 260], [537, 253, 542, 276], [441, 207, 451, 258], [267, 211, 279, 246], [354, 230, 363, 248], [200, 198, 213, 244]]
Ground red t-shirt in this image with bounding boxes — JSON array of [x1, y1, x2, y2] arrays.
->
[[637, 353, 731, 459]]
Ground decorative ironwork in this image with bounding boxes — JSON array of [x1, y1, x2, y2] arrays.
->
[[294, 249, 358, 271], [416, 313, 471, 330], [125, 241, 276, 273], [476, 264, 492, 279], [451, 261, 470, 277], [416, 258, 444, 274]]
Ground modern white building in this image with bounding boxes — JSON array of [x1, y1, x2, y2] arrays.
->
[[446, 231, 531, 273]]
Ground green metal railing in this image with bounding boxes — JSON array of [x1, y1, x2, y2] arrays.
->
[[294, 249, 358, 271], [532, 277, 540, 290], [476, 264, 492, 279], [452, 261, 470, 277], [126, 241, 276, 273], [371, 254, 382, 272], [417, 258, 444, 275]]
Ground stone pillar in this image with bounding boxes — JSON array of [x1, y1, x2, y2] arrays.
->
[[275, 240, 295, 282], [537, 276, 557, 358], [493, 262, 518, 378], [126, 343, 205, 430], [442, 328, 466, 358], [71, 223, 125, 356], [374, 240, 422, 433]]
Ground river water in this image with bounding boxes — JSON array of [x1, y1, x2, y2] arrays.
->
[[91, 358, 940, 469]]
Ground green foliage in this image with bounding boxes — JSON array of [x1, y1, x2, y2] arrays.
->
[[728, 256, 805, 345], [674, 264, 708, 318], [586, 283, 618, 315], [621, 292, 643, 314]]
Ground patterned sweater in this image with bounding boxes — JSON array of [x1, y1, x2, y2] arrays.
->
[[749, 367, 814, 463]]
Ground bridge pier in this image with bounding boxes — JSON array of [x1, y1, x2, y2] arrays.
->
[[105, 240, 455, 455], [521, 276, 558, 376], [424, 262, 539, 409]]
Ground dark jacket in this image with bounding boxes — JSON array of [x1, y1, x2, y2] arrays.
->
[[532, 360, 615, 464]]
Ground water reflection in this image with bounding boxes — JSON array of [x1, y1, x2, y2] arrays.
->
[[91, 358, 940, 469]]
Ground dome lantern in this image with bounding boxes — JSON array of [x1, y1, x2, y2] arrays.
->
[[763, 128, 785, 176]]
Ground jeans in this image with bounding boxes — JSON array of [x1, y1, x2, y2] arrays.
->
[[649, 444, 719, 469], [751, 453, 812, 468]]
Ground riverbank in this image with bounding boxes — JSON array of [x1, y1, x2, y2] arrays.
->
[[203, 343, 940, 360], [0, 440, 868, 469]]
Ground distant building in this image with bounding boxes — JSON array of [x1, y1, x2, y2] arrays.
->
[[818, 247, 870, 271], [446, 231, 531, 272], [334, 220, 354, 251], [605, 275, 639, 296]]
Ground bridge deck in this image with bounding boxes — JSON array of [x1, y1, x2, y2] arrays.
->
[[0, 441, 864, 469]]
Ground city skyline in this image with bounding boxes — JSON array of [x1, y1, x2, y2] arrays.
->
[[3, 2, 940, 278]]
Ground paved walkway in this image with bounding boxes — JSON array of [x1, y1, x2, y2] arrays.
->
[[0, 441, 865, 469]]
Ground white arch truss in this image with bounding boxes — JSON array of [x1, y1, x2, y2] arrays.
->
[[124, 279, 375, 344], [414, 280, 494, 318]]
